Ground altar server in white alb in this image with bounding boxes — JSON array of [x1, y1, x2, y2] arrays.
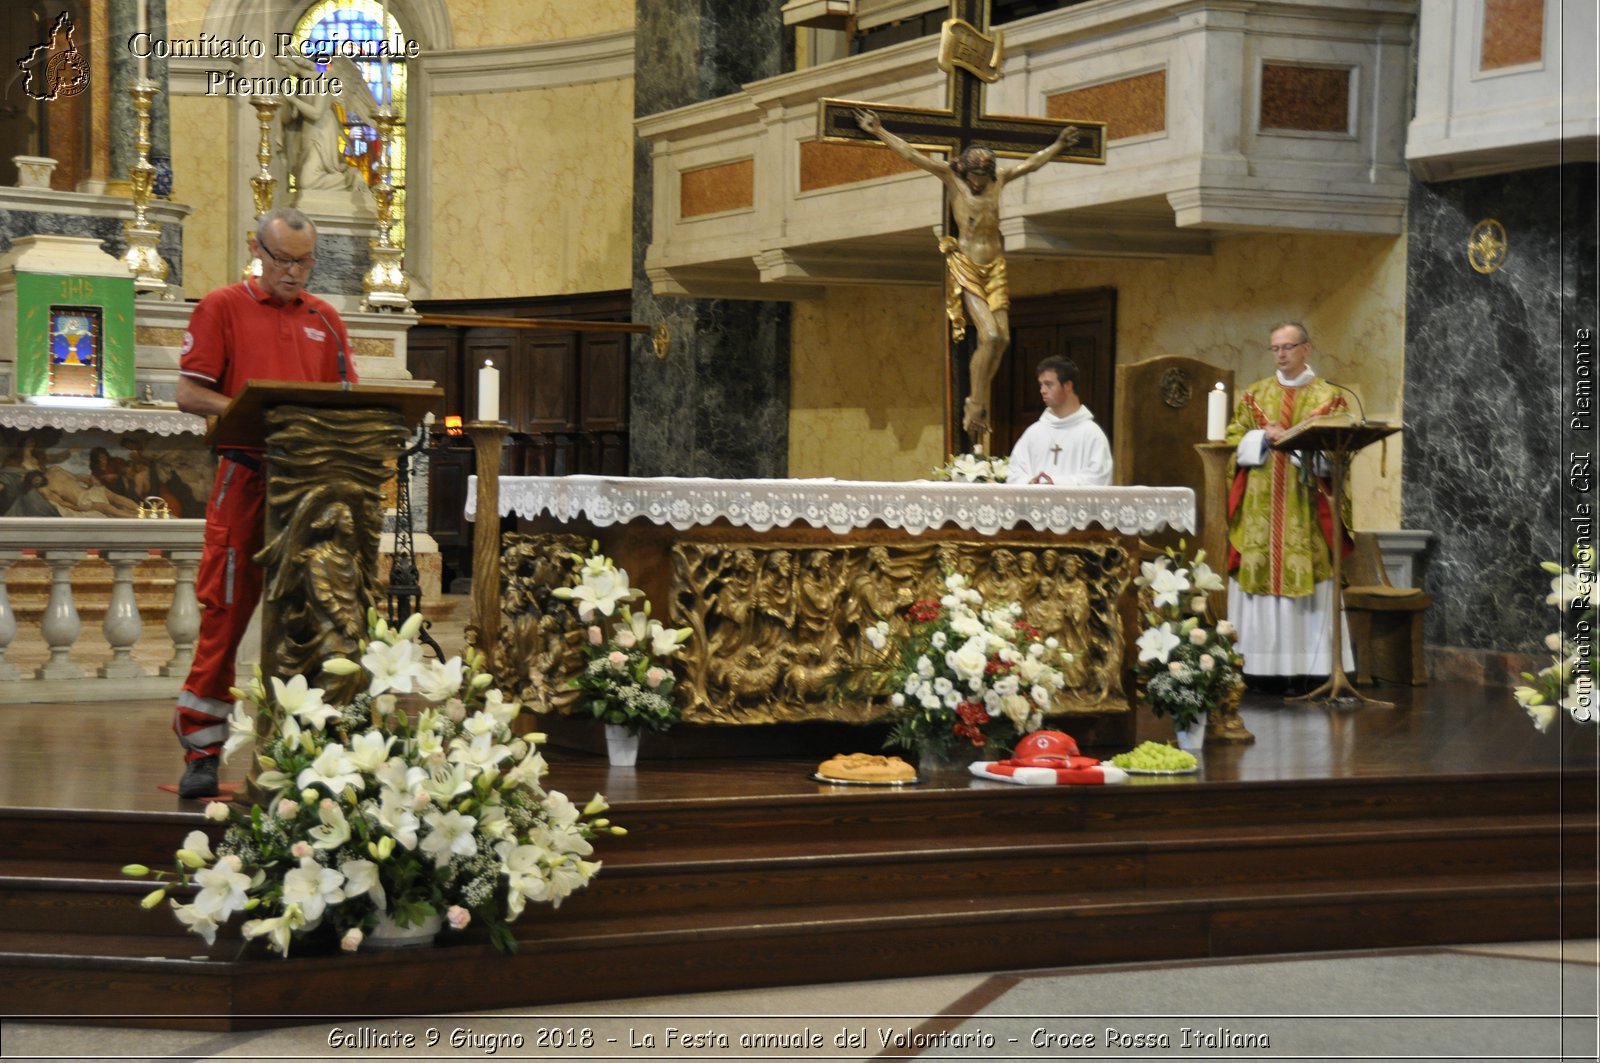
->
[[1006, 355, 1113, 486]]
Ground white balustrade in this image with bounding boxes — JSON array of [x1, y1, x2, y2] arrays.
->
[[0, 519, 208, 703]]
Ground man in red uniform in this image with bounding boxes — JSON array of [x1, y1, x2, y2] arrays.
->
[[172, 206, 358, 798]]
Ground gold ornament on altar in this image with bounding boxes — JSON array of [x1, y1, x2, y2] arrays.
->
[[137, 496, 172, 519], [1467, 218, 1508, 275], [362, 109, 412, 311]]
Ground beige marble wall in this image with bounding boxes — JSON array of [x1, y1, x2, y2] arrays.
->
[[427, 78, 634, 300], [169, 93, 235, 297], [446, 0, 633, 47], [790, 232, 1408, 528], [789, 285, 949, 481]]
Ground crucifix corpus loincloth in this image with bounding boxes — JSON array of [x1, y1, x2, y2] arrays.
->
[[819, 0, 1105, 450]]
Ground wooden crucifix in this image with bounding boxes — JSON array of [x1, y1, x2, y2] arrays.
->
[[819, 0, 1105, 454]]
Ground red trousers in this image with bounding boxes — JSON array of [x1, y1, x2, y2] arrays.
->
[[173, 457, 264, 761]]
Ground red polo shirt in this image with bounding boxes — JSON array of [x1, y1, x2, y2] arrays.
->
[[179, 278, 358, 399]]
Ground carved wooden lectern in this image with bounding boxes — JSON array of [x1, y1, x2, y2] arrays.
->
[[212, 381, 440, 714], [1270, 413, 1402, 707]]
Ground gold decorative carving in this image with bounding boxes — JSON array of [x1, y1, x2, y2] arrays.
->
[[668, 540, 1134, 725], [938, 18, 1004, 83], [257, 404, 408, 704], [1468, 218, 1509, 275], [492, 532, 590, 714]]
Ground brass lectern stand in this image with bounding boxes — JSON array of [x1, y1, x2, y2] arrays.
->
[[212, 381, 440, 709], [1272, 413, 1401, 707]]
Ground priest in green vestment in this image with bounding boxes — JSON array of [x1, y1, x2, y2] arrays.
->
[[1224, 321, 1354, 691]]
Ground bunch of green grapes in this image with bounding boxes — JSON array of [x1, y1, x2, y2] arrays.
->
[[1109, 741, 1197, 771]]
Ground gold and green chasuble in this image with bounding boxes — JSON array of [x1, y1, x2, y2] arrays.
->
[[1224, 375, 1349, 598]]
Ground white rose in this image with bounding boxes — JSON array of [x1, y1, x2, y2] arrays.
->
[[1189, 627, 1209, 646], [1199, 654, 1215, 672]]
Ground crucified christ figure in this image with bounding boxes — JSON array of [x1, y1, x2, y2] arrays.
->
[[854, 108, 1080, 440]]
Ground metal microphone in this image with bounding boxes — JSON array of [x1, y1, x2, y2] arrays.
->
[[1326, 380, 1367, 424], [307, 305, 351, 390]]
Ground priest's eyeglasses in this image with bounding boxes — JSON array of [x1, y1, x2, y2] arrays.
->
[[258, 239, 316, 272], [1268, 340, 1306, 353]]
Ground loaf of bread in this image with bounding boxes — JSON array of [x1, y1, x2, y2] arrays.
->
[[817, 752, 917, 783]]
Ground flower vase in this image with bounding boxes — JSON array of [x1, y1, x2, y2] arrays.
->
[[1175, 713, 1207, 752], [366, 911, 442, 949], [604, 723, 640, 767]]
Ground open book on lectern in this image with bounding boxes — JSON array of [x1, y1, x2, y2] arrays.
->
[[1272, 411, 1401, 454]]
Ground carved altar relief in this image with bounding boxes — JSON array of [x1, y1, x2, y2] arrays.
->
[[488, 532, 590, 715], [670, 539, 1133, 725]]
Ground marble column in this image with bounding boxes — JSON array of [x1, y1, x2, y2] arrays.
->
[[1401, 164, 1598, 654], [108, 0, 171, 190], [629, 0, 794, 478]]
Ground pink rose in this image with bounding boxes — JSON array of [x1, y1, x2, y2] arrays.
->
[[587, 625, 604, 646], [447, 905, 471, 930], [615, 630, 637, 650], [645, 667, 666, 689], [607, 650, 627, 667], [291, 841, 314, 859], [341, 927, 364, 952], [277, 799, 300, 819]]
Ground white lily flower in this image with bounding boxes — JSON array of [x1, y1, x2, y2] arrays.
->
[[361, 636, 427, 696], [1148, 566, 1192, 610], [181, 829, 214, 864], [296, 743, 364, 795], [562, 566, 640, 620], [221, 702, 256, 763], [242, 906, 306, 956], [190, 861, 251, 920], [420, 761, 475, 805], [648, 621, 693, 658], [309, 800, 352, 850], [172, 901, 222, 946], [420, 809, 479, 865], [482, 688, 521, 730], [371, 787, 421, 849], [415, 655, 465, 702], [280, 857, 346, 924], [498, 841, 552, 919], [344, 730, 395, 773], [1137, 623, 1182, 664], [339, 858, 385, 909], [1190, 560, 1225, 593], [270, 674, 338, 731]]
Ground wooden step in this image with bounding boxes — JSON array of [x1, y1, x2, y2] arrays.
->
[[4, 871, 1590, 1029]]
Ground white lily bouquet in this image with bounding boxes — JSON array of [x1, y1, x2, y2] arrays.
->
[[932, 452, 1010, 483], [554, 547, 692, 735], [1132, 545, 1243, 731], [124, 610, 621, 957], [857, 571, 1068, 759], [1513, 545, 1596, 731]]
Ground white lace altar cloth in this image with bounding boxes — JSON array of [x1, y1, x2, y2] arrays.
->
[[468, 476, 1193, 537], [0, 403, 205, 437]]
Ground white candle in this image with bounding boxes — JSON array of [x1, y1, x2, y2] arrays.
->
[[478, 361, 500, 422], [136, 0, 149, 81], [380, 0, 391, 104], [1206, 381, 1228, 441]]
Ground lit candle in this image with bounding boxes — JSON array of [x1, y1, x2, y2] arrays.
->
[[136, 0, 149, 81], [1206, 381, 1228, 441], [478, 360, 500, 423]]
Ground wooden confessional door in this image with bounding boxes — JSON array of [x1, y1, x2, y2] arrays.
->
[[991, 288, 1116, 458]]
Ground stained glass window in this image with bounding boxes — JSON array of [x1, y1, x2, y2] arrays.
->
[[290, 0, 409, 246]]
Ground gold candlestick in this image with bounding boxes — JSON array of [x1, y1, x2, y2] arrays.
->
[[363, 109, 412, 311], [242, 95, 279, 279], [122, 80, 169, 295]]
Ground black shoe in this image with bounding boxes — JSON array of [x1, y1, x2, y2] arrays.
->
[[178, 755, 219, 799]]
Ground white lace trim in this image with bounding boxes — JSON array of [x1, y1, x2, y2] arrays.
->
[[470, 476, 1194, 536], [0, 404, 205, 437]]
